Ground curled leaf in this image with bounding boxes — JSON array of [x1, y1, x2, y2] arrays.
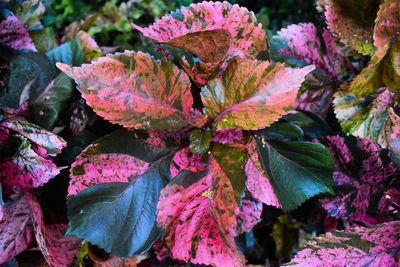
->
[[57, 51, 204, 130]]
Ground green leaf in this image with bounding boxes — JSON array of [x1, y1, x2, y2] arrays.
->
[[0, 52, 55, 108], [29, 73, 74, 130], [60, 130, 97, 164], [29, 28, 57, 53], [67, 164, 166, 257], [280, 111, 332, 139], [261, 122, 304, 140], [189, 128, 212, 155], [256, 139, 334, 211], [201, 58, 314, 130], [212, 143, 248, 203], [46, 36, 83, 66]]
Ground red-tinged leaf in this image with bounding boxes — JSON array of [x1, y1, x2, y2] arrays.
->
[[132, 1, 267, 60], [245, 139, 281, 208], [166, 29, 233, 64], [157, 162, 246, 266], [295, 85, 335, 117], [319, 135, 399, 224], [69, 130, 172, 196], [25, 194, 81, 266], [277, 23, 345, 82], [334, 88, 400, 155], [286, 221, 400, 266], [201, 58, 314, 130], [0, 136, 62, 190], [324, 0, 379, 55], [235, 198, 262, 235], [57, 51, 204, 130], [0, 11, 36, 52], [0, 195, 34, 264], [170, 147, 207, 178], [374, 0, 400, 61], [1, 119, 66, 156]]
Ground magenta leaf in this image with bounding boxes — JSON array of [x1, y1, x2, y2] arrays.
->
[[0, 136, 62, 190], [0, 195, 34, 264], [157, 158, 246, 266], [286, 221, 400, 266], [0, 10, 36, 52], [201, 58, 314, 130], [2, 118, 67, 156], [277, 23, 345, 82], [57, 51, 206, 130], [69, 129, 173, 195], [25, 194, 81, 266], [170, 147, 207, 178], [245, 139, 281, 208], [319, 135, 399, 224], [132, 1, 267, 59], [235, 198, 262, 235]]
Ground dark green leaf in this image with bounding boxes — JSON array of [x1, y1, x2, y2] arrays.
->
[[46, 37, 83, 66], [261, 122, 303, 140], [67, 164, 166, 257], [212, 143, 247, 203], [60, 130, 97, 163], [0, 52, 55, 108], [190, 128, 212, 155], [257, 139, 334, 211], [29, 73, 74, 130], [281, 111, 332, 139]]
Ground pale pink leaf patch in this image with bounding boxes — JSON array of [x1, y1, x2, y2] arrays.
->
[[157, 157, 246, 266], [201, 58, 314, 130], [286, 221, 400, 266], [0, 12, 37, 52], [245, 139, 281, 208], [57, 51, 204, 130], [235, 198, 262, 235], [69, 144, 149, 195], [0, 195, 34, 264]]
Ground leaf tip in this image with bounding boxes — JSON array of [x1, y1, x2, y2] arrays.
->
[[56, 62, 73, 76]]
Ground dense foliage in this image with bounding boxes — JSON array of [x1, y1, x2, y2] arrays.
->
[[0, 0, 400, 266]]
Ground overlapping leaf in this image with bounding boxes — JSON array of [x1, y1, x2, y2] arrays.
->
[[319, 135, 399, 224], [201, 58, 314, 130], [69, 129, 172, 195], [334, 88, 400, 156], [57, 51, 205, 130], [0, 195, 34, 264], [0, 10, 36, 53], [157, 159, 246, 266], [170, 147, 207, 178], [324, 0, 379, 55], [235, 198, 262, 235], [132, 1, 267, 60], [286, 221, 400, 266]]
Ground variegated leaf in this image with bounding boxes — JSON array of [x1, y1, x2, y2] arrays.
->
[[235, 198, 262, 235], [324, 0, 379, 55], [319, 135, 399, 224], [77, 30, 103, 62], [201, 58, 314, 130], [157, 160, 246, 266], [170, 147, 207, 178], [69, 129, 172, 195], [0, 195, 34, 264], [57, 51, 205, 130], [286, 221, 400, 266], [0, 10, 36, 52]]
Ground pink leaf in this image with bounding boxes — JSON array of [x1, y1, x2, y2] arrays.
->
[[245, 139, 281, 208], [57, 51, 205, 130], [0, 195, 34, 264], [277, 23, 345, 82], [157, 157, 246, 266], [319, 135, 399, 224], [69, 144, 149, 195], [0, 12, 37, 52], [170, 147, 207, 178], [235, 198, 262, 234], [287, 221, 400, 266], [201, 58, 314, 130], [0, 136, 62, 190], [25, 194, 81, 266], [132, 1, 267, 60], [1, 118, 66, 156]]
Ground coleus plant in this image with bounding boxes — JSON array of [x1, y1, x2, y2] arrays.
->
[[56, 1, 336, 265]]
